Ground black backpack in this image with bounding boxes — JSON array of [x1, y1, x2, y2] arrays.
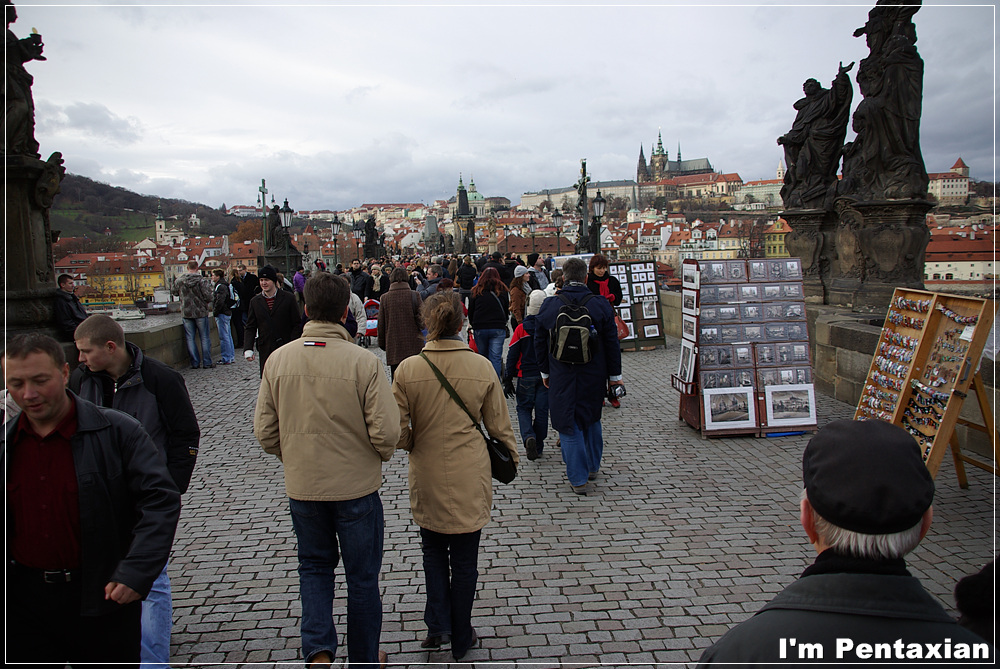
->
[[549, 293, 597, 364]]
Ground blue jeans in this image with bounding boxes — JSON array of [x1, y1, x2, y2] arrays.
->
[[515, 376, 548, 453], [215, 313, 235, 363], [288, 493, 384, 665], [474, 328, 505, 379], [420, 528, 481, 656], [559, 420, 604, 486], [182, 316, 212, 367], [140, 563, 172, 668]]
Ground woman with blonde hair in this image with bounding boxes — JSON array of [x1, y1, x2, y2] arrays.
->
[[392, 291, 518, 661]]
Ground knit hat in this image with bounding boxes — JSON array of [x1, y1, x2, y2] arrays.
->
[[526, 289, 546, 317], [803, 420, 934, 534], [527, 252, 540, 267], [259, 265, 278, 282], [514, 265, 529, 278]]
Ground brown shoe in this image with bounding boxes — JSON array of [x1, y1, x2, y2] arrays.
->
[[379, 649, 388, 669]]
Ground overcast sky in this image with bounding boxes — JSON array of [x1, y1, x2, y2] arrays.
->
[[18, 0, 996, 211]]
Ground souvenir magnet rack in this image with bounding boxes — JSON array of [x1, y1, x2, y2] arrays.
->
[[854, 288, 996, 482]]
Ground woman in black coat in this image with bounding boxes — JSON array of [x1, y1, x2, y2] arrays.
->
[[585, 254, 623, 307], [466, 267, 509, 379]]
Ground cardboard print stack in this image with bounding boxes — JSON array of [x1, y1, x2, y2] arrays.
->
[[673, 258, 817, 436]]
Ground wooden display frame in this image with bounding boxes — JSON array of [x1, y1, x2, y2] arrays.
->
[[609, 259, 667, 352], [855, 288, 996, 481], [673, 259, 816, 438]]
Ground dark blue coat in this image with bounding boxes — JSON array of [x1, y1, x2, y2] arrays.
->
[[534, 284, 621, 433]]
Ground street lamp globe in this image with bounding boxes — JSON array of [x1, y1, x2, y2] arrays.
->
[[330, 214, 342, 237], [592, 191, 606, 220], [279, 199, 294, 228]]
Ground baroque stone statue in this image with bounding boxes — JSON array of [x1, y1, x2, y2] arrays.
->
[[5, 1, 44, 157], [778, 61, 854, 210]]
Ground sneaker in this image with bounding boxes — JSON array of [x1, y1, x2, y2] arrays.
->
[[525, 436, 538, 461], [571, 483, 588, 495]]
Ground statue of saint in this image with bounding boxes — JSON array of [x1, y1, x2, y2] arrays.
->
[[5, 1, 45, 157], [267, 205, 287, 251], [778, 61, 854, 210]]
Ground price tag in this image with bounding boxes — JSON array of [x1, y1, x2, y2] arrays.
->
[[960, 325, 975, 342]]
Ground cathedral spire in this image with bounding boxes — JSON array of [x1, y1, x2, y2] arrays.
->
[[677, 142, 682, 163], [457, 173, 466, 191]]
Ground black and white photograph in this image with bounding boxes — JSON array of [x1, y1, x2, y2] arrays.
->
[[786, 323, 806, 340], [716, 285, 738, 302], [765, 384, 816, 428], [718, 306, 739, 321], [740, 304, 761, 321], [784, 259, 803, 279], [678, 339, 696, 383], [699, 286, 718, 304], [740, 284, 761, 301], [700, 345, 733, 369], [755, 343, 777, 366], [700, 306, 718, 323], [763, 284, 782, 299], [682, 314, 698, 340], [757, 368, 779, 388], [619, 307, 631, 321], [742, 325, 765, 342], [781, 283, 804, 300], [764, 303, 786, 321], [765, 323, 788, 341], [734, 345, 752, 364], [726, 260, 746, 281], [682, 289, 697, 315], [719, 325, 741, 343], [748, 260, 769, 281], [735, 369, 755, 387], [700, 325, 719, 344], [784, 302, 805, 320], [682, 263, 700, 290], [704, 388, 756, 431]]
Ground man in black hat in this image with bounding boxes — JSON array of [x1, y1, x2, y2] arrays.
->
[[698, 420, 992, 665], [243, 265, 302, 376]]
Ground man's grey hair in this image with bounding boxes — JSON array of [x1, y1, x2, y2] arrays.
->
[[562, 258, 587, 283], [801, 490, 923, 560], [428, 264, 443, 277]]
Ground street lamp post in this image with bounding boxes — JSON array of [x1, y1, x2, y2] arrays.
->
[[303, 239, 309, 267], [258, 179, 268, 250], [553, 210, 563, 258], [528, 217, 537, 254], [504, 225, 509, 254], [330, 214, 342, 268], [352, 221, 363, 261], [591, 190, 606, 256], [279, 198, 294, 280]]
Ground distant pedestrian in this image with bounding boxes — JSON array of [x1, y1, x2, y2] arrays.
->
[[467, 267, 509, 379], [254, 272, 398, 668], [53, 273, 89, 342], [455, 255, 478, 307], [377, 267, 424, 378], [503, 289, 549, 461], [238, 263, 260, 298], [534, 257, 623, 495], [527, 253, 549, 290], [211, 269, 236, 364], [171, 260, 215, 369], [392, 291, 517, 661], [368, 265, 389, 301], [417, 264, 444, 300], [509, 266, 532, 326], [293, 266, 306, 307], [586, 254, 623, 307], [243, 265, 302, 376], [229, 267, 247, 345], [348, 259, 372, 301], [71, 315, 199, 667]]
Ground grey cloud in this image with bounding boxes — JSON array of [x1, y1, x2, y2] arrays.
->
[[36, 100, 143, 145]]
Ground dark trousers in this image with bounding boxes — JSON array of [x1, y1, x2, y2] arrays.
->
[[7, 562, 141, 668], [419, 528, 481, 656], [231, 306, 246, 346]]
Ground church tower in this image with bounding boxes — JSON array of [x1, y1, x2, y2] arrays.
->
[[155, 201, 165, 244], [777, 159, 786, 180], [650, 130, 668, 181], [637, 145, 651, 183]]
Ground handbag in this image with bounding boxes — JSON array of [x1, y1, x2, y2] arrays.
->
[[419, 352, 517, 484], [614, 313, 629, 340]]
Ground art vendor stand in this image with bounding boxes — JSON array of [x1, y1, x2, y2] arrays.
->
[[855, 288, 996, 484], [672, 258, 817, 438]]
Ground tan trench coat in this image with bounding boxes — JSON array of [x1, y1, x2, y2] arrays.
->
[[393, 339, 518, 534], [254, 320, 400, 501]]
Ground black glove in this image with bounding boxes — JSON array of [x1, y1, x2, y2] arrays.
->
[[503, 378, 516, 398]]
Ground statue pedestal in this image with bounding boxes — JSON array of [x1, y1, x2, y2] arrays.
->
[[782, 209, 835, 303], [851, 199, 931, 313], [263, 248, 302, 278], [4, 154, 64, 332]]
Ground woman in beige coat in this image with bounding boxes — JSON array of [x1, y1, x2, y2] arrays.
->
[[392, 291, 518, 661]]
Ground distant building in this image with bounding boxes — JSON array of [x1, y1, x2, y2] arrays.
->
[[637, 131, 714, 183], [927, 158, 970, 205], [762, 218, 790, 258]]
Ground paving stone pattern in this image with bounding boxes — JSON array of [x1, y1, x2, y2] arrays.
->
[[170, 336, 994, 667]]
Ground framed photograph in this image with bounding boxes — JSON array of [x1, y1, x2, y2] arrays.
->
[[682, 289, 697, 315], [726, 260, 747, 282], [678, 339, 696, 383], [644, 282, 657, 296], [701, 262, 727, 284], [682, 262, 700, 289], [784, 259, 803, 280], [780, 283, 804, 300], [717, 306, 740, 322], [740, 304, 762, 321], [767, 259, 787, 280], [719, 325, 741, 343], [619, 307, 632, 321], [765, 323, 788, 341], [699, 344, 733, 369], [789, 342, 810, 364], [699, 325, 719, 344], [642, 300, 659, 320], [764, 384, 816, 427], [762, 283, 782, 299], [755, 343, 778, 366], [785, 322, 807, 341], [779, 368, 797, 385], [625, 322, 635, 340], [757, 368, 779, 388], [700, 370, 720, 389], [682, 314, 698, 340], [700, 306, 719, 323], [783, 301, 806, 320], [734, 368, 755, 388], [741, 324, 765, 342], [644, 324, 660, 338], [733, 345, 752, 365], [699, 285, 718, 304], [703, 387, 757, 431], [739, 284, 761, 301], [764, 303, 786, 321], [748, 260, 769, 282], [716, 284, 738, 302], [793, 366, 813, 384]]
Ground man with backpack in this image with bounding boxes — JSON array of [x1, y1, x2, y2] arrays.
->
[[534, 258, 623, 496]]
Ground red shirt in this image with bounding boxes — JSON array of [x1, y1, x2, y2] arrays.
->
[[7, 396, 81, 569]]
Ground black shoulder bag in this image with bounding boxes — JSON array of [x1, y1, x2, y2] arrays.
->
[[419, 352, 517, 484]]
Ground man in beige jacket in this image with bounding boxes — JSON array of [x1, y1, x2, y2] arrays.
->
[[254, 272, 399, 668]]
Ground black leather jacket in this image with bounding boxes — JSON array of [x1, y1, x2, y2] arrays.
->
[[4, 393, 181, 615], [70, 342, 200, 494], [53, 289, 89, 341]]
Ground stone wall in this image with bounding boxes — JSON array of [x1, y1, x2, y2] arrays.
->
[[126, 322, 220, 370]]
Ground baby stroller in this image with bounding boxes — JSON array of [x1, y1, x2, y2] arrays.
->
[[361, 299, 380, 347]]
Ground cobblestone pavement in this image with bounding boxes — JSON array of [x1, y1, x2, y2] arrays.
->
[[169, 336, 995, 667]]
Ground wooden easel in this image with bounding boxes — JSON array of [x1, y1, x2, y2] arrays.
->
[[947, 372, 998, 488]]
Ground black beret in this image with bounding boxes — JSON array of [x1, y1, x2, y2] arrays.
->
[[259, 265, 278, 282], [527, 252, 539, 267], [803, 419, 934, 534]]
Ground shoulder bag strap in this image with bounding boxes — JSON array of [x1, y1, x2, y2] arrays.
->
[[419, 352, 487, 441]]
